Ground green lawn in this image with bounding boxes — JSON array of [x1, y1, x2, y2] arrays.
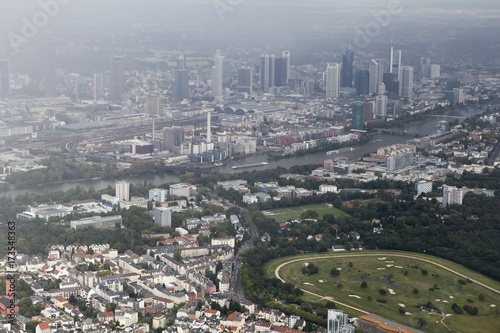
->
[[262, 204, 349, 222], [267, 251, 500, 333]]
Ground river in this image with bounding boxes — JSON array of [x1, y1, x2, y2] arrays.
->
[[2, 106, 491, 197]]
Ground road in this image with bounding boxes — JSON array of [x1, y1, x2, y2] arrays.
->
[[273, 252, 500, 314]]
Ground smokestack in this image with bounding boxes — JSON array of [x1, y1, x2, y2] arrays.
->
[[152, 118, 156, 142], [207, 111, 212, 144]]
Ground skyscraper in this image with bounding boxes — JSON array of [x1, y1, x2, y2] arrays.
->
[[430, 64, 441, 79], [326, 63, 340, 99], [369, 59, 384, 94], [177, 54, 187, 70], [282, 51, 291, 83], [93, 73, 103, 101], [363, 102, 373, 122], [352, 102, 364, 130], [212, 49, 224, 99], [341, 49, 353, 88], [274, 57, 288, 87], [401, 66, 414, 99], [375, 95, 388, 117], [175, 69, 189, 101], [110, 56, 123, 105], [383, 73, 396, 95], [238, 68, 253, 94], [389, 47, 402, 80], [0, 60, 9, 96], [45, 49, 57, 97], [355, 70, 369, 96], [260, 53, 275, 93], [420, 57, 431, 79], [146, 95, 160, 115]]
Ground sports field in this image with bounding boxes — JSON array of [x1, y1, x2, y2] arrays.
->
[[262, 204, 349, 222], [267, 251, 500, 333]]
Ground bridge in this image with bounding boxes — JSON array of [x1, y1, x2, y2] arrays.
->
[[163, 165, 223, 176], [427, 115, 467, 119], [373, 128, 420, 137]]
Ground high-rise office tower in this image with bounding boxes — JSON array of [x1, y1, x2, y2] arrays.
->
[[341, 48, 353, 88], [93, 73, 103, 101], [453, 88, 464, 104], [355, 70, 370, 96], [446, 78, 460, 91], [363, 102, 373, 122], [146, 95, 160, 115], [352, 102, 364, 130], [177, 54, 187, 70], [175, 69, 189, 101], [420, 57, 431, 79], [369, 59, 384, 94], [383, 73, 397, 95], [401, 66, 414, 99], [0, 60, 9, 96], [238, 68, 253, 94], [110, 56, 123, 105], [326, 63, 340, 99], [389, 47, 402, 80], [282, 51, 291, 83], [260, 53, 275, 93], [274, 57, 288, 87], [375, 95, 388, 117], [207, 111, 212, 144], [430, 64, 441, 79], [45, 49, 57, 97], [212, 49, 224, 99]]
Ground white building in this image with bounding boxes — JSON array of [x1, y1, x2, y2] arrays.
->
[[326, 63, 341, 99], [327, 309, 355, 333], [442, 185, 463, 206], [116, 181, 130, 201], [154, 208, 172, 228], [369, 59, 384, 94], [319, 184, 338, 193], [415, 181, 433, 195], [170, 183, 197, 197], [149, 188, 169, 203]]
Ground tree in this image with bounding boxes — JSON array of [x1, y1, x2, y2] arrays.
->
[[174, 248, 183, 263], [417, 318, 427, 327], [330, 268, 340, 276], [379, 289, 387, 296], [361, 281, 368, 288], [412, 288, 419, 295], [399, 307, 406, 315]]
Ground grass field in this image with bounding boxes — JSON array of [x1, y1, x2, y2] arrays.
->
[[262, 204, 349, 222], [266, 251, 500, 333]]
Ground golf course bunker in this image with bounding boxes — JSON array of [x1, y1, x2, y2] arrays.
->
[[350, 275, 404, 290]]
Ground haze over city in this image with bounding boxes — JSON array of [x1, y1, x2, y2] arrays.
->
[[0, 1, 499, 333]]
